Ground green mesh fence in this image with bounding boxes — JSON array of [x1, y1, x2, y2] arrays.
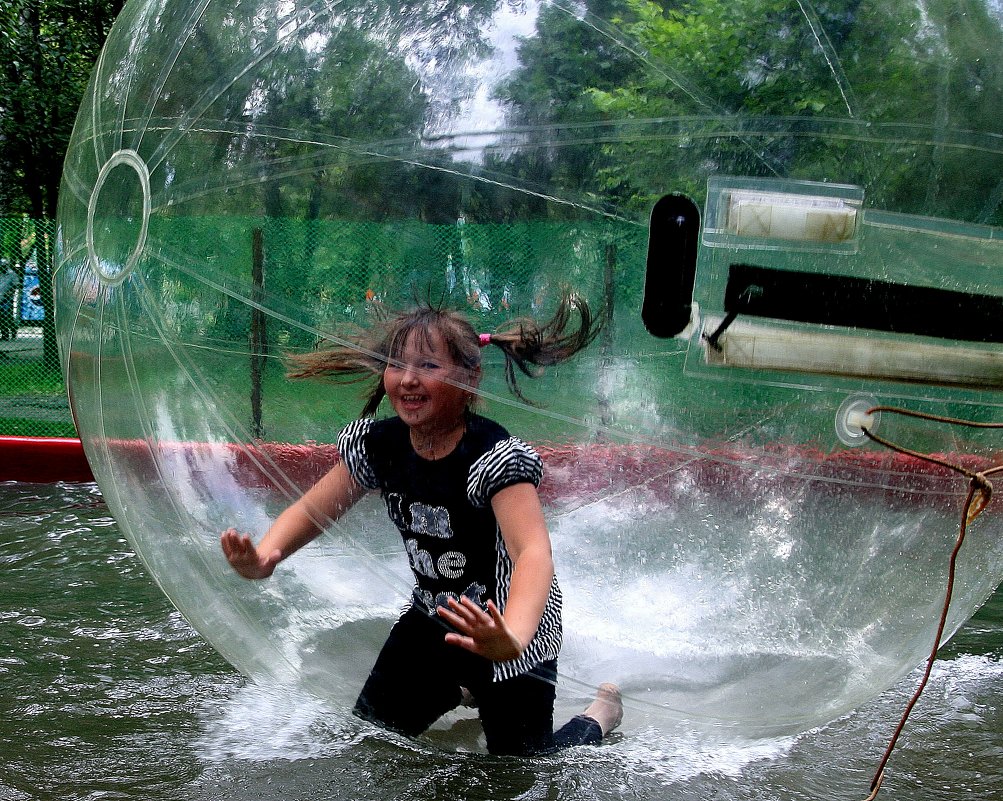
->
[[1, 214, 647, 439], [0, 217, 68, 437]]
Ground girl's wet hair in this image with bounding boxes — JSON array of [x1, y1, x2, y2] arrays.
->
[[287, 294, 601, 416]]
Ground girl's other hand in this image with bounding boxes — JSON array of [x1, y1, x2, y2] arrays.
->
[[438, 596, 523, 662], [220, 527, 282, 580]]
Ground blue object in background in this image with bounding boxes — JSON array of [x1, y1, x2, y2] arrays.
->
[[20, 261, 44, 323]]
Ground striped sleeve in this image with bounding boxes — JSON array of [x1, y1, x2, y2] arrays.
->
[[337, 418, 379, 490], [493, 576, 563, 682], [467, 437, 543, 508]]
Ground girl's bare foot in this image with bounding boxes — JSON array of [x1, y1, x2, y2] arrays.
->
[[583, 682, 623, 736]]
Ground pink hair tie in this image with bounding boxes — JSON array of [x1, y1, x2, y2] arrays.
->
[[478, 333, 492, 347]]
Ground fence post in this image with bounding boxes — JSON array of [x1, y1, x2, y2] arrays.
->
[[250, 227, 266, 439]]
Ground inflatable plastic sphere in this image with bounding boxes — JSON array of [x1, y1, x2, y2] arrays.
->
[[56, 0, 1003, 741]]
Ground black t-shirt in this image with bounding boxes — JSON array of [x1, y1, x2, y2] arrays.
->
[[338, 413, 562, 680]]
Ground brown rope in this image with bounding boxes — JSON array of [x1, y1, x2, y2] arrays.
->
[[857, 406, 1001, 799], [866, 405, 1003, 430]]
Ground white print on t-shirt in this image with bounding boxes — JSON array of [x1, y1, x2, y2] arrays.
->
[[386, 493, 470, 582], [385, 493, 451, 538], [415, 581, 488, 616], [410, 501, 452, 538], [404, 537, 467, 579]]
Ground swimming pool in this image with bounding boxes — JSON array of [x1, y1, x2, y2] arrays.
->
[[3, 479, 1002, 800]]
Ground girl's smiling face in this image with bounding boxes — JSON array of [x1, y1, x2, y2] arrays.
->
[[383, 328, 479, 437]]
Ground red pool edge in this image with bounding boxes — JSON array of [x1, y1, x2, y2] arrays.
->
[[0, 436, 95, 483], [0, 434, 985, 511]]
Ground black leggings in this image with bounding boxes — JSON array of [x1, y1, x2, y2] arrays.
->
[[353, 605, 602, 756]]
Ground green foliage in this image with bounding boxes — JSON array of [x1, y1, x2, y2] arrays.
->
[[492, 0, 1003, 222], [0, 0, 121, 218], [0, 1, 120, 375]]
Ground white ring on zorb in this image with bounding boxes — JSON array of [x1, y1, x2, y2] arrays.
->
[[85, 148, 151, 285], [835, 394, 881, 447]]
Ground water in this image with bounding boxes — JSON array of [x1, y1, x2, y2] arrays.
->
[[3, 480, 1002, 801]]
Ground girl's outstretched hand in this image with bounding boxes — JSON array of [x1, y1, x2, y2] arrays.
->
[[438, 596, 523, 662], [220, 527, 282, 580]]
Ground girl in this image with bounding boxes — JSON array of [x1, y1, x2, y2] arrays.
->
[[221, 296, 622, 755]]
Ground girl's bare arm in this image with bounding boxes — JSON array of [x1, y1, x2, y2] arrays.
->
[[221, 462, 368, 579], [439, 482, 554, 660]]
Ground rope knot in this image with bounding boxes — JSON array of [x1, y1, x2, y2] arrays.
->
[[967, 473, 992, 525]]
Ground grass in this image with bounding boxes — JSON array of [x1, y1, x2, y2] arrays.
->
[[0, 362, 65, 395], [0, 417, 76, 437], [0, 361, 74, 438]]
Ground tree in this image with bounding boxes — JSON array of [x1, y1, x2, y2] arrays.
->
[[0, 0, 123, 365], [483, 0, 1003, 225], [0, 0, 123, 217]]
